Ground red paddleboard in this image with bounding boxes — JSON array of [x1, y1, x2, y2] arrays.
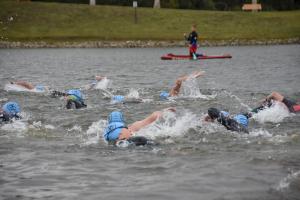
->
[[161, 53, 232, 60]]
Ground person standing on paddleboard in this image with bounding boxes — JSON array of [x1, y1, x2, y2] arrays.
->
[[184, 24, 198, 60]]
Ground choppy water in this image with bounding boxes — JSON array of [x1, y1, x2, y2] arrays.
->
[[0, 45, 300, 200]]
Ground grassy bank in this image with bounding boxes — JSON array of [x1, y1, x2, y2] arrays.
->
[[0, 0, 299, 43]]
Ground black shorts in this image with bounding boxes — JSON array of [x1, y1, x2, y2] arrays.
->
[[282, 98, 297, 113]]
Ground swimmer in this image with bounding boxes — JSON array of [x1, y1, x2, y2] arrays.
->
[[251, 92, 300, 114], [85, 75, 107, 90], [204, 107, 249, 133], [65, 89, 87, 109], [160, 71, 205, 100], [103, 108, 176, 145], [111, 95, 143, 104], [0, 102, 21, 122], [9, 81, 48, 92]]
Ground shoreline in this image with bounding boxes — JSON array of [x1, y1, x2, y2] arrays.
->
[[0, 38, 299, 48]]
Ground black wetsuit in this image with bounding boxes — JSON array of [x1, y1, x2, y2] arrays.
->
[[186, 31, 198, 45], [216, 113, 249, 133], [0, 112, 10, 122], [251, 98, 299, 113], [282, 98, 299, 113], [66, 98, 87, 109], [0, 112, 21, 123], [50, 90, 66, 98]]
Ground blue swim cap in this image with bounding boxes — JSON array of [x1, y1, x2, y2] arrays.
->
[[2, 102, 20, 116], [112, 95, 125, 103], [220, 111, 229, 117], [103, 122, 124, 141], [108, 111, 124, 124], [160, 91, 170, 100], [234, 114, 248, 127], [35, 85, 45, 92], [67, 89, 82, 100]]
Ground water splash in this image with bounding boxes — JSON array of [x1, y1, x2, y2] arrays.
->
[[66, 125, 82, 135], [276, 170, 300, 191], [83, 120, 107, 145], [181, 78, 216, 99], [248, 128, 273, 137], [94, 77, 111, 90], [135, 110, 200, 140], [126, 88, 140, 99], [252, 101, 290, 124]]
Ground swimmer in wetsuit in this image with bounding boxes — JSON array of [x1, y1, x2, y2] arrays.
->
[[65, 89, 87, 109], [251, 92, 300, 114], [103, 108, 175, 145], [0, 102, 21, 123], [160, 71, 205, 100], [204, 108, 249, 133]]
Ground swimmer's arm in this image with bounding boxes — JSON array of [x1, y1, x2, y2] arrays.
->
[[169, 71, 205, 96]]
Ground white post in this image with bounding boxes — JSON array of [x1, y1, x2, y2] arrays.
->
[[252, 0, 257, 12], [90, 0, 95, 6], [153, 0, 160, 8]]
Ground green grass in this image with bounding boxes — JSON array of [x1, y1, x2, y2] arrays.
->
[[0, 0, 299, 42]]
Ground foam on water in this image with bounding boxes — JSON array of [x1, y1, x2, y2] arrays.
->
[[83, 119, 107, 145], [28, 121, 42, 129], [126, 88, 140, 99], [248, 128, 273, 137], [1, 120, 27, 135], [276, 170, 300, 191], [252, 101, 291, 124], [135, 110, 200, 140]]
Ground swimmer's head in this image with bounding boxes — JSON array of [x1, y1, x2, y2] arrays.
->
[[35, 85, 45, 92], [2, 101, 20, 116], [112, 95, 125, 103], [160, 91, 170, 100], [191, 24, 197, 31], [108, 111, 124, 124], [234, 114, 248, 127], [67, 89, 82, 100], [207, 107, 220, 120]]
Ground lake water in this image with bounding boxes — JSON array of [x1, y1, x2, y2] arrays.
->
[[0, 45, 300, 200]]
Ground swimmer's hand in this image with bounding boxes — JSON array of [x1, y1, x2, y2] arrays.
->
[[188, 71, 205, 79], [164, 107, 176, 112]]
